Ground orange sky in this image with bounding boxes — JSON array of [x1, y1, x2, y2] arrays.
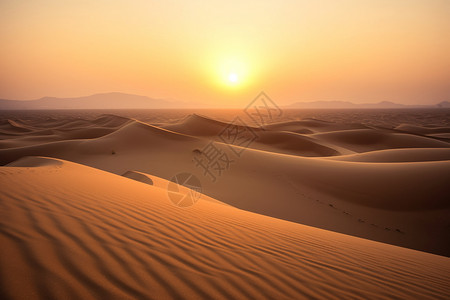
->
[[1, 0, 449, 106]]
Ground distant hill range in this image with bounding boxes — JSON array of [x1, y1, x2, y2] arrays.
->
[[286, 100, 450, 109], [0, 92, 201, 110], [0, 92, 448, 110]]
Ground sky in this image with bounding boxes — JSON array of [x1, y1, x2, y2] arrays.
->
[[1, 0, 449, 106]]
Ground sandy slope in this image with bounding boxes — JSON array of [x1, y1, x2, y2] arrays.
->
[[1, 157, 449, 299], [310, 129, 449, 152], [163, 114, 343, 157], [395, 123, 450, 135], [326, 148, 450, 162], [0, 114, 449, 256], [0, 115, 131, 148]]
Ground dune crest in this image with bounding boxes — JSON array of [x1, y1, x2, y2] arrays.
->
[[6, 156, 64, 167]]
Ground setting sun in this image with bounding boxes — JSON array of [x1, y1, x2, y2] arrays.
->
[[228, 73, 238, 84], [211, 56, 252, 91]]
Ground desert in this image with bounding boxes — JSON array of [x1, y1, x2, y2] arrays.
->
[[1, 108, 449, 299]]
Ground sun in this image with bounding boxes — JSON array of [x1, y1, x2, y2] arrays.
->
[[228, 73, 238, 83], [209, 55, 252, 89]]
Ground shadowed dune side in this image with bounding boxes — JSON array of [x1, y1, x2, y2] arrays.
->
[[48, 119, 98, 130], [0, 120, 199, 166], [162, 115, 450, 156], [395, 123, 450, 135], [311, 129, 450, 152], [122, 170, 154, 185], [56, 127, 119, 140], [0, 127, 121, 145], [251, 131, 341, 156], [162, 114, 246, 136], [0, 135, 64, 149], [0, 157, 449, 299], [6, 156, 64, 167], [103, 120, 195, 143], [25, 117, 69, 128], [279, 157, 450, 211], [1, 114, 131, 133], [263, 118, 369, 133], [91, 114, 133, 127], [163, 114, 345, 157], [34, 114, 132, 132], [121, 170, 226, 206], [0, 139, 85, 165], [428, 133, 450, 141], [0, 115, 134, 149], [327, 148, 450, 162], [0, 120, 34, 135]]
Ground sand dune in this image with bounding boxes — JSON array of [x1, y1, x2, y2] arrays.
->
[[328, 148, 450, 162], [248, 130, 340, 156], [428, 132, 450, 141], [0, 135, 63, 149], [164, 114, 344, 156], [0, 120, 33, 135], [56, 127, 119, 140], [311, 128, 449, 152], [122, 170, 155, 185], [263, 118, 369, 133], [106, 120, 194, 143], [1, 157, 449, 299], [91, 114, 132, 127], [395, 123, 450, 135], [0, 119, 196, 164], [162, 114, 246, 136], [0, 115, 134, 149], [6, 156, 64, 167], [0, 114, 449, 257]]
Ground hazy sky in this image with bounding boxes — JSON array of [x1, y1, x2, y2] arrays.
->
[[1, 0, 449, 106]]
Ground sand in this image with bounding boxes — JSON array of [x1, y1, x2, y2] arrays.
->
[[0, 109, 449, 299]]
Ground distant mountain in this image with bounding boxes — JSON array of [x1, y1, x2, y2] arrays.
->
[[359, 101, 406, 109], [1, 93, 448, 110], [436, 101, 450, 108], [286, 100, 446, 109], [0, 92, 202, 110], [287, 100, 357, 109]]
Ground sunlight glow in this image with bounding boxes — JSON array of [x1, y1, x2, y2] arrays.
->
[[212, 56, 251, 89], [228, 73, 238, 83]]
